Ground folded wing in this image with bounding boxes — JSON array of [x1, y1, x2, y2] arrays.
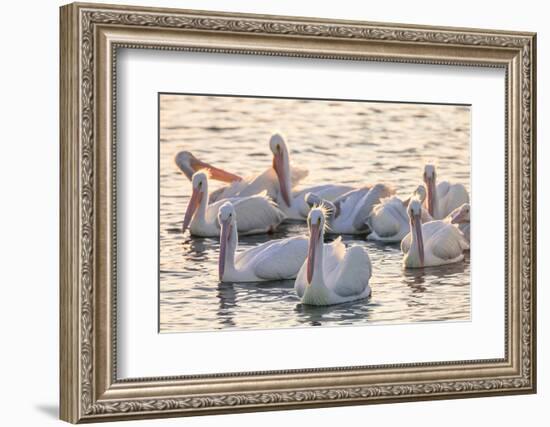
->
[[427, 222, 469, 260], [232, 193, 286, 232], [331, 246, 372, 298], [247, 237, 309, 280]]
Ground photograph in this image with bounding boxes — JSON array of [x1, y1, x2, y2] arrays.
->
[[56, 2, 537, 422], [159, 94, 471, 333]]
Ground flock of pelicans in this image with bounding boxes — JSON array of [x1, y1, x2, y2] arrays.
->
[[174, 133, 470, 306]]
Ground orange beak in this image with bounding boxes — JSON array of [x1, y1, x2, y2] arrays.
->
[[307, 222, 320, 284], [218, 217, 232, 281], [192, 158, 242, 183], [182, 188, 202, 234], [273, 150, 291, 207], [425, 176, 435, 217], [413, 214, 424, 267]]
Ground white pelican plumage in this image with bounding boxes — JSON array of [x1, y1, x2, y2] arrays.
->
[[175, 133, 309, 204], [176, 134, 357, 219], [294, 208, 372, 306], [304, 184, 394, 234], [182, 171, 285, 237], [423, 164, 469, 220], [259, 134, 354, 219], [366, 185, 431, 242], [282, 183, 356, 220], [401, 200, 469, 268], [449, 203, 470, 243], [217, 202, 308, 282]]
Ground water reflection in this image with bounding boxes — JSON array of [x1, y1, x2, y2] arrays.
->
[[159, 95, 471, 333], [402, 257, 468, 289], [295, 297, 373, 327], [215, 282, 237, 328]]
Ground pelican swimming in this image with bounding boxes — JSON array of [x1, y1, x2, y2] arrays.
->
[[423, 164, 469, 219], [176, 134, 355, 219], [230, 133, 353, 219], [182, 171, 285, 237], [366, 185, 431, 243], [294, 208, 372, 306], [175, 133, 308, 204], [449, 203, 470, 243], [304, 184, 394, 234], [217, 202, 308, 282], [401, 200, 469, 268], [268, 134, 363, 219], [281, 184, 356, 220]]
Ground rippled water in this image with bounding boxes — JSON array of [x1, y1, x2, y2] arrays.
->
[[159, 94, 471, 333]]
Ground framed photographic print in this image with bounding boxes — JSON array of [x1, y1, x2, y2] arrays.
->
[[60, 2, 537, 423]]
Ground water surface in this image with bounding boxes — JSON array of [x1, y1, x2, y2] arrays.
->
[[159, 94, 471, 333]]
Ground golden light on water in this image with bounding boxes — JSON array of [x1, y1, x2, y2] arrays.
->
[[159, 94, 471, 333]]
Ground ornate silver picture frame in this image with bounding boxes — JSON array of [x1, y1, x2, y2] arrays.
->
[[60, 2, 536, 423]]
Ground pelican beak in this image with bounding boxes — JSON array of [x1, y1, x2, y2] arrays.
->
[[425, 177, 435, 217], [307, 222, 320, 284], [218, 217, 232, 281], [182, 188, 202, 234], [414, 213, 424, 267], [451, 210, 467, 224], [193, 159, 242, 183], [273, 149, 291, 207]]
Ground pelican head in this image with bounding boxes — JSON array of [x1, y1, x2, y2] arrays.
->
[[306, 207, 326, 284], [407, 199, 425, 267], [269, 133, 291, 207], [217, 202, 236, 281], [175, 151, 198, 180], [423, 164, 437, 216], [182, 171, 208, 233], [269, 133, 287, 155], [402, 184, 427, 208], [218, 201, 236, 224], [175, 150, 242, 182], [304, 192, 322, 209], [423, 164, 436, 182], [305, 193, 337, 219], [192, 170, 208, 193], [450, 203, 470, 224], [408, 199, 423, 218], [413, 184, 427, 203]]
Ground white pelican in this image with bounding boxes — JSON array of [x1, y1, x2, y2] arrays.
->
[[449, 203, 470, 243], [217, 202, 308, 282], [280, 183, 356, 220], [175, 134, 356, 218], [366, 185, 431, 242], [237, 133, 353, 219], [304, 184, 394, 234], [182, 171, 285, 237], [401, 200, 469, 268], [423, 164, 469, 219], [175, 133, 308, 204], [294, 207, 372, 306]]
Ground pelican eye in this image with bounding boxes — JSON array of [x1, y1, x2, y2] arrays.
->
[[276, 144, 280, 152], [317, 217, 321, 225]]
